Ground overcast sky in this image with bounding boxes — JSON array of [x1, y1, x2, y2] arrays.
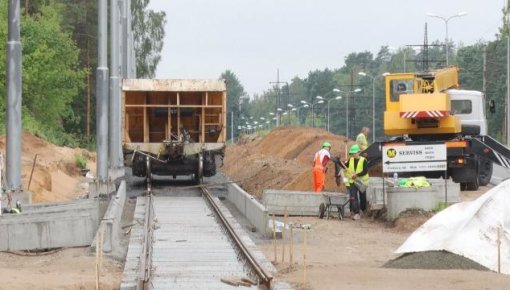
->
[[148, 0, 505, 96]]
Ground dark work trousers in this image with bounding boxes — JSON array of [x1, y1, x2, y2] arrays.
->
[[359, 190, 367, 212], [347, 185, 360, 215]]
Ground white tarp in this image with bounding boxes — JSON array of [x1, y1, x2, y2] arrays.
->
[[396, 179, 510, 274]]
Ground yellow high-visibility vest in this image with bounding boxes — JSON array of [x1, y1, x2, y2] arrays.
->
[[347, 157, 369, 185]]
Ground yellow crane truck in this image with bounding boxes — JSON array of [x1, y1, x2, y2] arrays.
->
[[121, 79, 227, 184], [362, 67, 510, 190]]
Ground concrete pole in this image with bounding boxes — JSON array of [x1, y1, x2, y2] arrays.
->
[[96, 0, 109, 188], [445, 19, 449, 66], [372, 79, 375, 141], [230, 111, 234, 143], [346, 94, 349, 138], [312, 103, 315, 128], [121, 0, 128, 78], [507, 1, 510, 145], [6, 0, 22, 193], [327, 101, 330, 132], [110, 0, 123, 171], [483, 46, 487, 94], [126, 0, 135, 78]]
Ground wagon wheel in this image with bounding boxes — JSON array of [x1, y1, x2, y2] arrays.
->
[[194, 152, 204, 185], [145, 156, 152, 193], [318, 203, 325, 219]]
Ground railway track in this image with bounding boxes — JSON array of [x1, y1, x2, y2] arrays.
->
[[124, 181, 272, 290]]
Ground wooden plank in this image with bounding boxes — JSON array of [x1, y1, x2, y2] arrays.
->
[[177, 92, 181, 140], [124, 104, 222, 108], [202, 92, 206, 143], [123, 79, 226, 92], [221, 91, 227, 142], [124, 113, 131, 143], [167, 95, 171, 140], [121, 91, 126, 143], [143, 92, 148, 143]]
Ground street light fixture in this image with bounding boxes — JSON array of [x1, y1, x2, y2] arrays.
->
[[311, 99, 324, 128], [314, 89, 345, 132], [358, 71, 390, 141], [296, 103, 309, 126], [337, 88, 362, 138], [426, 11, 467, 66], [325, 96, 343, 132], [317, 94, 343, 131]]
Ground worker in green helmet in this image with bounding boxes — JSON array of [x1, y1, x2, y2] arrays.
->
[[344, 144, 369, 220], [312, 142, 332, 192]]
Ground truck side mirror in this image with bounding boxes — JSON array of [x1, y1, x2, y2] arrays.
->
[[489, 100, 495, 114]]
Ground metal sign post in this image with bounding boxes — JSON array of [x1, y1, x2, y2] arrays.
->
[[382, 143, 448, 205], [382, 144, 447, 173]]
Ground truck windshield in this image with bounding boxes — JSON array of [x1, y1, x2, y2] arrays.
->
[[390, 79, 414, 102], [451, 100, 472, 114]]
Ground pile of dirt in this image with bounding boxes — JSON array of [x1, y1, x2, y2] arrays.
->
[[0, 132, 95, 203], [383, 251, 489, 271], [222, 127, 357, 198], [391, 208, 435, 233]]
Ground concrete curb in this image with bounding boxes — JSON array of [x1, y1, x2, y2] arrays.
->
[[0, 199, 100, 251], [91, 180, 127, 253], [226, 183, 270, 237], [262, 189, 327, 216]]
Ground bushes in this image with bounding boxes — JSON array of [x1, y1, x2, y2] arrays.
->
[[74, 153, 87, 169]]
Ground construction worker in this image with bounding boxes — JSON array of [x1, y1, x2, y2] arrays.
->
[[312, 142, 332, 193], [344, 144, 369, 220], [356, 127, 370, 151]]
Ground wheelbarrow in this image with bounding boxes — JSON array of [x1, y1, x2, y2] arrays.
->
[[318, 192, 349, 220]]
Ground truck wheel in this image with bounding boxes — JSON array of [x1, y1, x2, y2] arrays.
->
[[462, 178, 479, 191], [478, 157, 493, 186]]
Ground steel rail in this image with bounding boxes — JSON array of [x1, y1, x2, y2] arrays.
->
[[137, 194, 154, 290], [200, 186, 273, 288]]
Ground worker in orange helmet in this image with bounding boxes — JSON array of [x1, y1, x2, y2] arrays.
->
[[312, 142, 332, 193]]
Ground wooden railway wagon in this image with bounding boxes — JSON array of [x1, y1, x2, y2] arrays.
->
[[122, 79, 227, 183]]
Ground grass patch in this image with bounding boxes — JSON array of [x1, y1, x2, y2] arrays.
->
[[74, 154, 87, 169], [434, 201, 449, 212]]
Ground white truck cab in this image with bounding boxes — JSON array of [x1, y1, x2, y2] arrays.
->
[[447, 89, 488, 136]]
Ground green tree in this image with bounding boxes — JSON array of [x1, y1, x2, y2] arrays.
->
[[23, 4, 86, 137], [0, 2, 86, 145], [132, 0, 166, 78], [220, 70, 247, 140]]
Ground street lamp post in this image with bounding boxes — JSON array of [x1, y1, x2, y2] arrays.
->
[[317, 95, 342, 132], [276, 107, 283, 127], [327, 96, 342, 132], [287, 104, 294, 125], [358, 72, 390, 141], [426, 11, 467, 66], [311, 98, 324, 128], [343, 88, 362, 139], [298, 101, 309, 125]]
